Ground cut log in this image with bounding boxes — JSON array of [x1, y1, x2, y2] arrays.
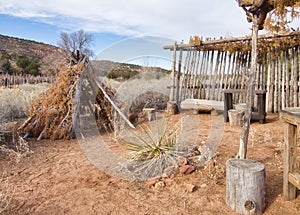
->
[[226, 158, 265, 215], [228, 109, 244, 127], [166, 101, 178, 115], [143, 108, 156, 121]]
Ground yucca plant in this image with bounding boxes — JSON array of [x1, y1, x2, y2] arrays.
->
[[126, 123, 176, 161], [125, 117, 183, 179]]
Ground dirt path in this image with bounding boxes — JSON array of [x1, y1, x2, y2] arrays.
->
[[1, 114, 300, 214]]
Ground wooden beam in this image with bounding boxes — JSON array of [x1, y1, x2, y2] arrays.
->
[[288, 172, 300, 190], [163, 31, 300, 51]]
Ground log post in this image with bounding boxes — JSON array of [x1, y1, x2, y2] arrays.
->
[[166, 101, 178, 115], [238, 11, 259, 159], [175, 44, 183, 107], [228, 109, 244, 127], [169, 42, 177, 102], [143, 108, 156, 121], [226, 158, 265, 215]]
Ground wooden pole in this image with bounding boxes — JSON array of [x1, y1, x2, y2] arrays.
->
[[270, 50, 275, 112], [285, 49, 290, 107], [203, 50, 210, 100], [292, 47, 298, 107], [181, 48, 191, 101], [194, 51, 201, 98], [230, 53, 237, 90], [218, 51, 226, 101], [282, 50, 286, 110], [278, 52, 282, 111], [212, 50, 221, 100], [176, 45, 183, 107], [238, 13, 259, 159], [225, 53, 232, 90], [274, 55, 279, 113], [169, 42, 177, 102], [199, 51, 207, 99], [207, 50, 215, 100]]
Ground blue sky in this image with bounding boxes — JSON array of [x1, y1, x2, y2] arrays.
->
[[0, 1, 251, 51], [0, 0, 298, 66]]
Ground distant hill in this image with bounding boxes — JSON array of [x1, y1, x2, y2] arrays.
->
[[0, 34, 65, 75], [0, 34, 170, 79], [90, 60, 171, 81]]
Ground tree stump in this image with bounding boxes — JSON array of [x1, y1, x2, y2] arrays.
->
[[143, 108, 156, 121], [166, 101, 178, 115], [226, 159, 265, 215], [228, 109, 244, 126]]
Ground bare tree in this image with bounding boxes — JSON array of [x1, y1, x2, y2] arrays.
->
[[58, 30, 94, 62], [239, 0, 300, 32]]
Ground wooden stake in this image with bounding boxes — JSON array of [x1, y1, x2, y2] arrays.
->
[[169, 42, 177, 102], [293, 47, 298, 107], [176, 45, 183, 106], [274, 55, 279, 113], [238, 13, 259, 159], [207, 50, 215, 100]]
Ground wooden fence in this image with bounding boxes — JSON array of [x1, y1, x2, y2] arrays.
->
[[0, 73, 55, 88], [164, 31, 300, 113]]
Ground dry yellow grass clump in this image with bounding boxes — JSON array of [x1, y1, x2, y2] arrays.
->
[[0, 83, 49, 125]]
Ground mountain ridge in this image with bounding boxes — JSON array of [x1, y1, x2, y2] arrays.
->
[[0, 34, 65, 75]]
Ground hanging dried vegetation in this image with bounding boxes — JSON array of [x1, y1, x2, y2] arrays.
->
[[187, 31, 300, 63]]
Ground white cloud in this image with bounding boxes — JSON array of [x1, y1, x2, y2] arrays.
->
[[0, 0, 252, 40]]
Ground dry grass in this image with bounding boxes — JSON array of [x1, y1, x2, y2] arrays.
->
[[0, 172, 15, 214], [0, 83, 49, 124], [0, 133, 32, 164], [0, 84, 36, 213]]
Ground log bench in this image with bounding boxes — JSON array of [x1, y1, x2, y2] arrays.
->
[[180, 99, 224, 113], [224, 89, 266, 124], [280, 107, 300, 200]]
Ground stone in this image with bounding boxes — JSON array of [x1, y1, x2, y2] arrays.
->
[[147, 177, 161, 187], [154, 181, 166, 189], [162, 166, 177, 178], [177, 156, 188, 167], [179, 165, 195, 175], [200, 183, 208, 188], [186, 183, 197, 192]]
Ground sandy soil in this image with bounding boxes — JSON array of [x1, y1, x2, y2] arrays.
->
[[1, 113, 300, 214]]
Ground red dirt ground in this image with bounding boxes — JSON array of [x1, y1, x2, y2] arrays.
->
[[1, 113, 300, 214]]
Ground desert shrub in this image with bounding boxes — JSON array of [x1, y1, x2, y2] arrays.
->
[[0, 83, 49, 123], [0, 133, 32, 163], [130, 91, 169, 113], [137, 71, 169, 80], [16, 55, 41, 76], [125, 118, 184, 179], [1, 61, 12, 74], [107, 70, 139, 80], [0, 173, 14, 214]]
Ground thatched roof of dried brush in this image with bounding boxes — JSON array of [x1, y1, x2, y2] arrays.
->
[[19, 57, 115, 140]]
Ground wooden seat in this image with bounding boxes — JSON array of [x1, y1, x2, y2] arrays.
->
[[223, 89, 266, 124], [180, 99, 224, 112]]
